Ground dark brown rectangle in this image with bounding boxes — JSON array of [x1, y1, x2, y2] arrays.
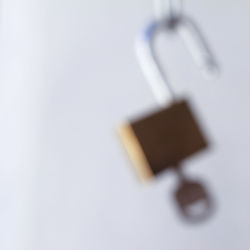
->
[[130, 100, 208, 175]]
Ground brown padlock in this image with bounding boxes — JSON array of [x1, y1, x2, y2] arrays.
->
[[119, 99, 207, 181], [118, 10, 218, 221], [118, 13, 218, 182]]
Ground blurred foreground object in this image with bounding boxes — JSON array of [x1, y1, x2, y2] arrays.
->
[[118, 0, 219, 222]]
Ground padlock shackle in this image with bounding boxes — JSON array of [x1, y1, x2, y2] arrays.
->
[[135, 14, 219, 106]]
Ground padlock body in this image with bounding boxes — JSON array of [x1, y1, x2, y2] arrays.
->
[[119, 99, 208, 181]]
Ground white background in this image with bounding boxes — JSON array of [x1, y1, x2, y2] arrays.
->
[[1, 0, 250, 249]]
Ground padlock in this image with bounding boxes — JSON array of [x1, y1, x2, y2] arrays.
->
[[118, 5, 218, 221], [118, 99, 207, 181], [118, 12, 218, 182]]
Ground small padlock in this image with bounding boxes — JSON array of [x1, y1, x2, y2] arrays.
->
[[118, 2, 218, 222], [118, 14, 218, 181], [118, 99, 207, 181]]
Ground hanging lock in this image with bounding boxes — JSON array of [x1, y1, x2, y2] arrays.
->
[[119, 10, 218, 181], [118, 1, 218, 221]]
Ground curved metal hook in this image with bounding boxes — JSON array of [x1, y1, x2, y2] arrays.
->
[[135, 15, 219, 106]]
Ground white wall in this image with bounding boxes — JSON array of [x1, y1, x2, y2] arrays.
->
[[1, 0, 250, 249]]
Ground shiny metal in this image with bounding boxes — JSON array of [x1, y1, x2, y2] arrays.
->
[[136, 10, 219, 106]]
